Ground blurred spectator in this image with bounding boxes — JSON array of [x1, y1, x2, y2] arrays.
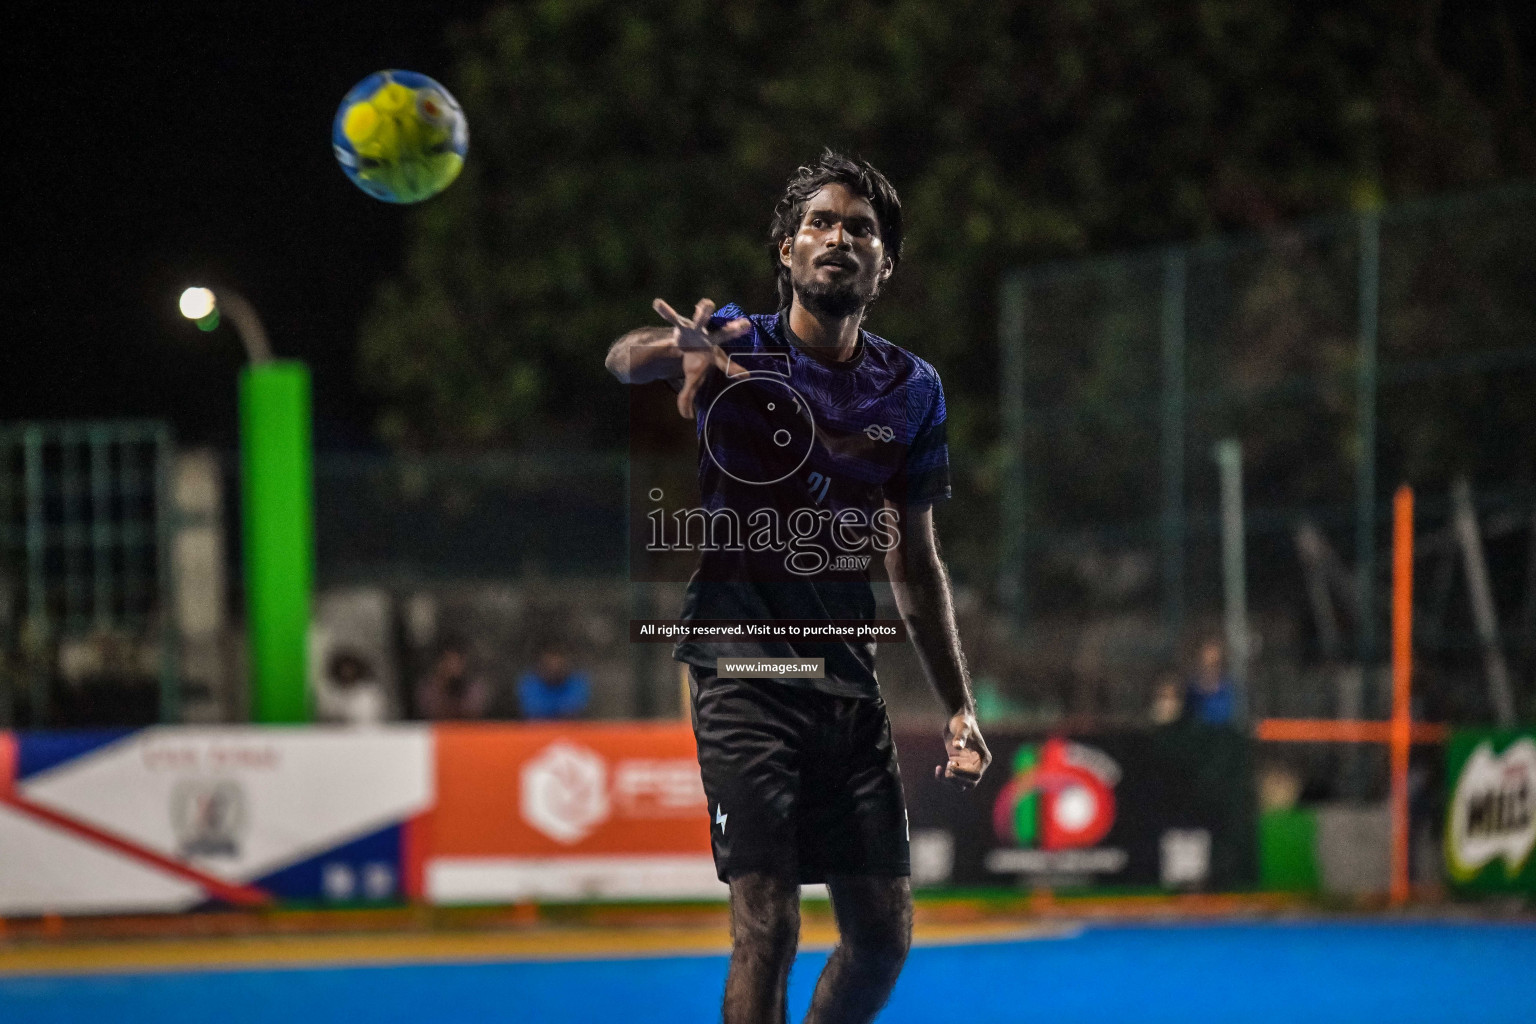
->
[[1185, 638, 1236, 725], [1258, 761, 1304, 811], [414, 638, 492, 720], [52, 629, 159, 726], [316, 648, 387, 725], [516, 639, 590, 720], [1149, 671, 1185, 725]]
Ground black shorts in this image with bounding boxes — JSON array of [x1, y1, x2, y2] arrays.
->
[[688, 667, 910, 884]]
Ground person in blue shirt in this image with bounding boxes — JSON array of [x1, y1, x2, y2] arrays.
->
[[515, 640, 590, 720], [1185, 638, 1237, 725]]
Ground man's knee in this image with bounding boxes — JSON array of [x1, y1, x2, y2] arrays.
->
[[733, 903, 800, 961], [729, 873, 801, 963], [849, 924, 910, 979], [829, 876, 912, 975]]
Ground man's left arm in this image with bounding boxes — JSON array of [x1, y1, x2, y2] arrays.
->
[[885, 502, 991, 788]]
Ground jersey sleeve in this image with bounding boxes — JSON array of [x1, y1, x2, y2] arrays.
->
[[885, 362, 952, 506], [702, 303, 758, 364], [706, 302, 747, 329]]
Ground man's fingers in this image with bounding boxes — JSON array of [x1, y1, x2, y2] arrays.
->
[[949, 759, 981, 780], [713, 318, 752, 342], [715, 348, 748, 378], [653, 297, 691, 330], [653, 301, 745, 419], [676, 369, 703, 420], [949, 748, 982, 772], [937, 761, 981, 789], [939, 713, 985, 789]]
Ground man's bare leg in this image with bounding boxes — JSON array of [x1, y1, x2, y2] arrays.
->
[[802, 875, 912, 1024], [724, 872, 802, 1024]]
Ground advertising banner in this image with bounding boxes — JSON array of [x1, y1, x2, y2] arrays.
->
[[900, 726, 1256, 891], [0, 727, 433, 916], [425, 723, 716, 903], [1444, 729, 1536, 894], [2, 720, 1263, 915]]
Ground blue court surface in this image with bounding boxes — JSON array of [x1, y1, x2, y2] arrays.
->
[[2, 921, 1531, 1023]]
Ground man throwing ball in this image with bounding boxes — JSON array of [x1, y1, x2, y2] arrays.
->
[[606, 150, 989, 1024]]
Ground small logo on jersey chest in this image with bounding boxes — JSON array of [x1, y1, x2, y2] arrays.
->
[[864, 424, 895, 443]]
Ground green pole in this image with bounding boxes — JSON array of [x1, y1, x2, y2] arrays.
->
[[240, 362, 315, 724]]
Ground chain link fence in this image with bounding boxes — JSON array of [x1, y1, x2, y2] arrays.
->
[[0, 421, 177, 727], [12, 187, 1534, 746], [993, 184, 1536, 765]]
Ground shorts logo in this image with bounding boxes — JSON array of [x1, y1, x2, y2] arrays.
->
[[715, 804, 728, 833], [863, 424, 895, 443], [992, 738, 1119, 850]]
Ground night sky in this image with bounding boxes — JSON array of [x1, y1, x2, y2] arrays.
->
[[4, 2, 494, 449]]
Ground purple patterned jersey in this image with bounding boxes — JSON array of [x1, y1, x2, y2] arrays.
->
[[671, 304, 951, 697]]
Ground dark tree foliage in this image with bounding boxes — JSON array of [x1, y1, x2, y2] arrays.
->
[[361, 0, 1536, 461]]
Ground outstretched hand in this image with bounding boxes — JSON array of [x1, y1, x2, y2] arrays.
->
[[652, 297, 752, 419], [936, 709, 990, 790]]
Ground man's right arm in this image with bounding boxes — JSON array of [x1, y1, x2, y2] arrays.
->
[[605, 327, 683, 384], [605, 299, 752, 419]]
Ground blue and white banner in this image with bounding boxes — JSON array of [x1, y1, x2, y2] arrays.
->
[[0, 727, 433, 916]]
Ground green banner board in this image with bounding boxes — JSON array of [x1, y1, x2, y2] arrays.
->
[[1444, 729, 1536, 894], [1260, 807, 1320, 893]]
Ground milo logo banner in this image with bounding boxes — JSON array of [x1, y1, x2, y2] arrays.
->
[[900, 727, 1255, 891], [1445, 730, 1536, 894]]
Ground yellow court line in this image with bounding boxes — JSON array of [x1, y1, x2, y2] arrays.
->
[[0, 920, 1071, 978]]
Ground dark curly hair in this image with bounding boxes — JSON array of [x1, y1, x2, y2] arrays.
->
[[769, 149, 903, 311]]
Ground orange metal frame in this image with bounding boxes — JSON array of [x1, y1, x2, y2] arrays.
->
[[1254, 486, 1424, 907]]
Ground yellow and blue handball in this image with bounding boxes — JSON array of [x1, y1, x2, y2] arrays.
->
[[332, 70, 468, 204]]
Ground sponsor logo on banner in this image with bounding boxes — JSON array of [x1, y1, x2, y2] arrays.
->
[[614, 759, 708, 817], [520, 741, 708, 843], [901, 727, 1256, 891], [986, 737, 1127, 876], [428, 725, 716, 903], [1447, 738, 1536, 882], [1159, 828, 1212, 888], [521, 742, 611, 844], [170, 778, 248, 858]]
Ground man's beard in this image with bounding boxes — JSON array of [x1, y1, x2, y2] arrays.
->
[[794, 270, 880, 320]]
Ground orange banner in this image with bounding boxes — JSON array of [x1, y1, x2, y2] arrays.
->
[[425, 723, 717, 903], [433, 722, 710, 856]]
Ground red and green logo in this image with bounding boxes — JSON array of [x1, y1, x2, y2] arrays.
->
[[993, 737, 1119, 850]]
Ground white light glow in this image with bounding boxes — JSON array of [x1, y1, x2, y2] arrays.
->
[[179, 287, 216, 320], [1053, 785, 1097, 832]]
